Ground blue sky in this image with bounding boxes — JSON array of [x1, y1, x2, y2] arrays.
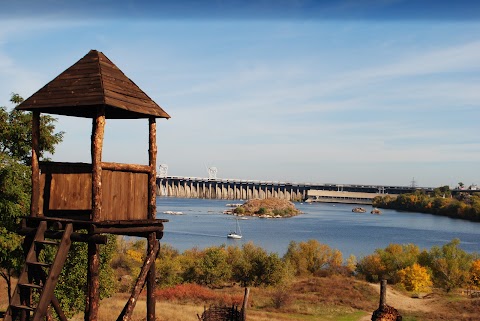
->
[[1, 1, 479, 187]]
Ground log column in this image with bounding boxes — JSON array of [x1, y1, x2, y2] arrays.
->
[[379, 279, 387, 308], [147, 117, 157, 321], [86, 106, 105, 321], [31, 111, 40, 217]]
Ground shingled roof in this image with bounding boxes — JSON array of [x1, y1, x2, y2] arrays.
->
[[16, 50, 171, 119]]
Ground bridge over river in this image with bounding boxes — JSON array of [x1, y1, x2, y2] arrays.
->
[[156, 176, 433, 204]]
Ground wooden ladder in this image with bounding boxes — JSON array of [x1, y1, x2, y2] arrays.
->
[[4, 220, 73, 321]]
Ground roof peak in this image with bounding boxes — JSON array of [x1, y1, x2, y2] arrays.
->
[[16, 50, 171, 119]]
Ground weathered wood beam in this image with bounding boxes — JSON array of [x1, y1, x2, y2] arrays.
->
[[23, 216, 167, 228], [93, 219, 167, 227], [86, 106, 105, 321], [101, 162, 152, 173], [92, 225, 163, 235], [18, 227, 108, 244], [117, 240, 159, 321], [91, 105, 105, 221], [147, 117, 157, 321], [51, 295, 68, 321], [31, 111, 40, 217], [148, 117, 157, 220]]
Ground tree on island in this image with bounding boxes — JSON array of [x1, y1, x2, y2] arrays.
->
[[233, 198, 301, 217]]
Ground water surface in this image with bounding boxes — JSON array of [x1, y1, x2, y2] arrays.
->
[[156, 197, 480, 257]]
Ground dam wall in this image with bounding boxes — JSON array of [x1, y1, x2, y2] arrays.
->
[[157, 176, 427, 203], [156, 177, 308, 201]]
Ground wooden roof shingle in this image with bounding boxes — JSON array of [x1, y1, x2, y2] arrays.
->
[[16, 50, 171, 119]]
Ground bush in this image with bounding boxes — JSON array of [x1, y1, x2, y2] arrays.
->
[[155, 283, 243, 305], [257, 207, 267, 215], [271, 286, 293, 309]]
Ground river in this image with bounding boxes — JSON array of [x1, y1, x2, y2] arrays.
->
[[155, 197, 480, 258]]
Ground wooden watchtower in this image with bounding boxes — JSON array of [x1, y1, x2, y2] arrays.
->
[[4, 50, 170, 321]]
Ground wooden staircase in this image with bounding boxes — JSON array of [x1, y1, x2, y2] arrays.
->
[[5, 221, 73, 321]]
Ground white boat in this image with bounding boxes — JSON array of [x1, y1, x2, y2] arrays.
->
[[163, 211, 184, 215], [227, 218, 242, 239]]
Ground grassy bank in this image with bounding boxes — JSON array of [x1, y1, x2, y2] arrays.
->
[[2, 275, 479, 320]]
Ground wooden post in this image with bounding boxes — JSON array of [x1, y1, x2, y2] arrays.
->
[[147, 117, 157, 321], [148, 117, 157, 220], [117, 240, 159, 321], [85, 106, 105, 321], [379, 279, 387, 308], [31, 111, 40, 217], [241, 288, 250, 321], [91, 106, 105, 221]]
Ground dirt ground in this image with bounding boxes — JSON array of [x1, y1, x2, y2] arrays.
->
[[359, 283, 439, 321]]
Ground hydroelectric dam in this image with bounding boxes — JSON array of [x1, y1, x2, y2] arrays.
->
[[156, 176, 427, 204]]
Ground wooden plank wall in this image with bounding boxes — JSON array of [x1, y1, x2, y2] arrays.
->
[[101, 170, 148, 221], [39, 163, 148, 220]]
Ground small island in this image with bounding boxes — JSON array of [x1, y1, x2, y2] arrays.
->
[[231, 198, 301, 218]]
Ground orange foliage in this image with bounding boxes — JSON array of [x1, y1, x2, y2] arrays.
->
[[470, 259, 480, 288], [155, 283, 243, 305]]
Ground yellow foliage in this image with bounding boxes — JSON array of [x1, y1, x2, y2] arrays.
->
[[398, 263, 432, 293], [346, 255, 357, 274], [126, 249, 144, 263]]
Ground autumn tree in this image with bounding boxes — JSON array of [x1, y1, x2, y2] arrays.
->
[[356, 253, 386, 282], [356, 243, 420, 283], [398, 263, 433, 293], [180, 247, 231, 287], [469, 259, 480, 290], [198, 246, 232, 286], [432, 185, 451, 198], [231, 243, 286, 286], [156, 243, 182, 288], [425, 239, 473, 292], [376, 243, 420, 283], [284, 240, 338, 276]]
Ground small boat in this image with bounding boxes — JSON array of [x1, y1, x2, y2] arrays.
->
[[163, 211, 184, 215], [352, 207, 366, 213], [227, 218, 242, 239], [371, 208, 381, 215]]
